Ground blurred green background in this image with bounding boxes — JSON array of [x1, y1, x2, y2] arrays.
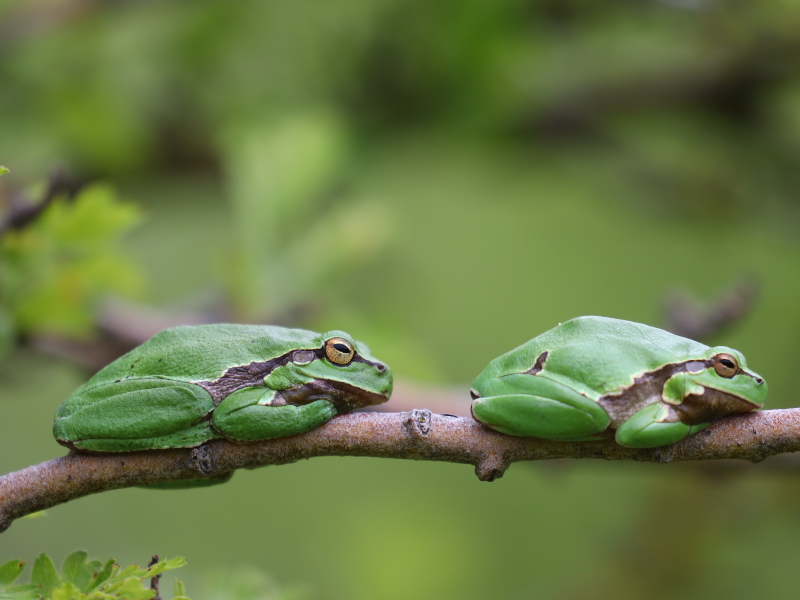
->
[[3, 0, 800, 598]]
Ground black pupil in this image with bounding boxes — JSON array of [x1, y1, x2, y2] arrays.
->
[[720, 359, 735, 369], [333, 343, 351, 354]]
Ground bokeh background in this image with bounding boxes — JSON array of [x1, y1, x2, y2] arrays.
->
[[3, 0, 800, 598]]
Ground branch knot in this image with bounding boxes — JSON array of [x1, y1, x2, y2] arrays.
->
[[406, 409, 433, 438], [191, 445, 215, 476]]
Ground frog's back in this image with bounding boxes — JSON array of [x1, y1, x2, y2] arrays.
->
[[487, 316, 709, 397], [81, 324, 323, 389]]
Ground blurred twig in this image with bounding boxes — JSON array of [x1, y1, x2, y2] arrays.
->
[[0, 168, 76, 237], [32, 297, 219, 372], [662, 276, 759, 340], [520, 47, 777, 139], [2, 407, 800, 533]]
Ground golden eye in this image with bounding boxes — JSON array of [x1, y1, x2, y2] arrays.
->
[[713, 353, 738, 378], [325, 337, 355, 365]]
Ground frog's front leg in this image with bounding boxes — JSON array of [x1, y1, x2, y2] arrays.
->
[[614, 403, 709, 448], [471, 374, 610, 441], [212, 387, 337, 442]]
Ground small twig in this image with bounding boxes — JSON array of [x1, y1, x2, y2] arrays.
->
[[1, 408, 799, 533], [148, 555, 162, 600], [663, 277, 759, 341], [0, 168, 74, 237]]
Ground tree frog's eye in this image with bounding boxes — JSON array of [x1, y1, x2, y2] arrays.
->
[[325, 337, 355, 365], [713, 353, 738, 378]]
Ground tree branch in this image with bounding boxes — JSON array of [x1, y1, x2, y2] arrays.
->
[[2, 408, 800, 532]]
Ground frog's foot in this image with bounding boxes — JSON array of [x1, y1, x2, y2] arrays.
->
[[615, 403, 709, 448], [470, 374, 610, 440], [212, 387, 337, 442]]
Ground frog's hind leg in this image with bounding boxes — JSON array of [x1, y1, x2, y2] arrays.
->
[[614, 403, 709, 448], [53, 378, 216, 452], [471, 374, 610, 441]]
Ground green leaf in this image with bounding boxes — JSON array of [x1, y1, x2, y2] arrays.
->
[[0, 583, 40, 600], [60, 552, 87, 585], [113, 578, 155, 600], [60, 552, 91, 591], [172, 580, 185, 598], [2, 555, 189, 600], [0, 561, 25, 586], [104, 566, 138, 586], [0, 182, 144, 339], [0, 167, 8, 176], [50, 581, 83, 600], [0, 562, 36, 600], [30, 554, 60, 599], [101, 557, 185, 591], [84, 560, 116, 593], [143, 557, 185, 579], [97, 578, 154, 600]]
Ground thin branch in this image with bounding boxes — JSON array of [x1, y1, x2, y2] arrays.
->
[[662, 276, 759, 341], [0, 168, 74, 237], [2, 408, 800, 533], [148, 555, 162, 600]]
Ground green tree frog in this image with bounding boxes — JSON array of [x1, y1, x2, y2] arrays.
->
[[470, 316, 766, 448], [54, 324, 392, 452]]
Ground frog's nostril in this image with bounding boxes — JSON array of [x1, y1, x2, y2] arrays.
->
[[376, 363, 386, 372], [756, 377, 764, 385]]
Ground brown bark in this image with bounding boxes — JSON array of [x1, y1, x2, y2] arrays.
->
[[2, 408, 800, 533]]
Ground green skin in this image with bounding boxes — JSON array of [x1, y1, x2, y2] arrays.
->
[[54, 324, 392, 453], [470, 316, 767, 448]]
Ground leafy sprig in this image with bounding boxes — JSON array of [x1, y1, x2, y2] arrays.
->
[[0, 183, 143, 342], [0, 554, 189, 600]]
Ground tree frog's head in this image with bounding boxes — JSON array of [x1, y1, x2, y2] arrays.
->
[[692, 347, 766, 404], [289, 330, 393, 412], [670, 346, 767, 425]]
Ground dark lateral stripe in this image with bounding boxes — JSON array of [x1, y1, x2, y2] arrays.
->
[[736, 368, 763, 382], [201, 348, 313, 402], [692, 360, 763, 383], [201, 345, 380, 403], [692, 358, 761, 383], [351, 354, 384, 369]]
